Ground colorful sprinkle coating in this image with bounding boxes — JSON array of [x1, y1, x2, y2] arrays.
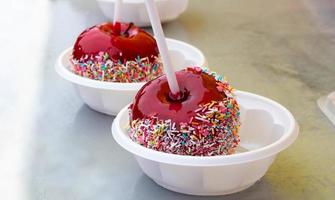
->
[[129, 67, 241, 156], [70, 52, 163, 82]]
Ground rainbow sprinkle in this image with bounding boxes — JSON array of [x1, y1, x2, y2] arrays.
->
[[129, 68, 241, 156], [70, 52, 163, 82]]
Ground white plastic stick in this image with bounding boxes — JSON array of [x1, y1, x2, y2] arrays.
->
[[145, 0, 180, 96], [113, 0, 122, 24]]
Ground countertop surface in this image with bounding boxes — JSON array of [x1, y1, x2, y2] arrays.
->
[[1, 0, 335, 199]]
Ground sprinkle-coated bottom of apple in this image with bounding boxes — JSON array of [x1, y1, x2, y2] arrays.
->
[[129, 67, 241, 156], [70, 52, 163, 82], [129, 100, 240, 156]]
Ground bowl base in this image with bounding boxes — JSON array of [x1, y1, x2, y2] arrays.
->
[[153, 179, 255, 196], [86, 104, 118, 116]]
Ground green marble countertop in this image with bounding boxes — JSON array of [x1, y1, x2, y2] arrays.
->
[[1, 0, 334, 199]]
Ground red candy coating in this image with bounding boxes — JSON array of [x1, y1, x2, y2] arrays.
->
[[72, 22, 159, 62], [131, 68, 226, 124]]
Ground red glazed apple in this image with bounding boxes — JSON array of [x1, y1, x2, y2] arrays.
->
[[131, 67, 226, 124], [70, 22, 163, 83], [72, 22, 159, 62], [129, 67, 241, 156]]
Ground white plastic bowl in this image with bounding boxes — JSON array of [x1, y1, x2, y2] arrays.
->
[[55, 38, 206, 115], [112, 90, 299, 196], [97, 0, 189, 27]]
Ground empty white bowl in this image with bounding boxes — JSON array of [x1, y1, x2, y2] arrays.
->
[[55, 38, 206, 115], [97, 0, 189, 27], [112, 90, 299, 195]]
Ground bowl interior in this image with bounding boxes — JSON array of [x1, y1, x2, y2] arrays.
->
[[114, 91, 296, 158], [238, 106, 284, 152]]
